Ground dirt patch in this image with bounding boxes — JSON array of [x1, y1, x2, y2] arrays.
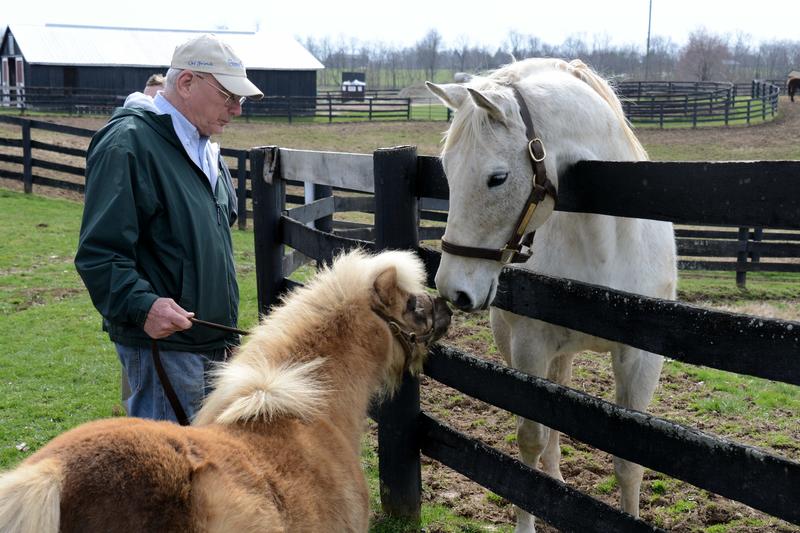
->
[[4, 287, 83, 313], [636, 95, 800, 160], [372, 301, 799, 532]]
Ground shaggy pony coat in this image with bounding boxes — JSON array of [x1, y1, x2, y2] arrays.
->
[[0, 249, 450, 533]]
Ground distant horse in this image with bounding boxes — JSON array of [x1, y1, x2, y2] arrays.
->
[[788, 77, 800, 102], [427, 58, 676, 532], [0, 249, 451, 533]]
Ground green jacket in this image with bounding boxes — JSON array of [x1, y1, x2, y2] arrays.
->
[[75, 106, 239, 352]]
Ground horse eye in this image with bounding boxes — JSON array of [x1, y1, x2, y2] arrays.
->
[[488, 172, 508, 188], [406, 296, 417, 313]]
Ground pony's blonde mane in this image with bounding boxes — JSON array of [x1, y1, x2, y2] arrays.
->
[[194, 249, 426, 426], [445, 58, 647, 160]]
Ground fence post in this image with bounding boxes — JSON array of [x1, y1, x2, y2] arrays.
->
[[407, 98, 412, 121], [369, 98, 373, 121], [692, 101, 698, 128], [751, 227, 763, 265], [373, 145, 421, 523], [747, 100, 751, 125], [736, 227, 749, 289], [21, 119, 33, 194], [287, 98, 293, 124], [328, 96, 333, 123], [250, 146, 286, 316], [236, 152, 248, 230], [313, 183, 333, 270]]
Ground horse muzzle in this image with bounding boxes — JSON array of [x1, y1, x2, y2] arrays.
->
[[430, 296, 453, 341]]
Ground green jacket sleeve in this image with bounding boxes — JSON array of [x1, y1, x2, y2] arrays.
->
[[75, 142, 159, 327]]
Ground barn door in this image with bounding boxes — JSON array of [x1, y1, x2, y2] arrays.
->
[[14, 57, 24, 106], [1, 57, 8, 105]]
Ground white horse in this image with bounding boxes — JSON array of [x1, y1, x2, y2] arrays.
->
[[427, 58, 677, 532]]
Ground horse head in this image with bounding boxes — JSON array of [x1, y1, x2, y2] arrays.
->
[[427, 59, 646, 312]]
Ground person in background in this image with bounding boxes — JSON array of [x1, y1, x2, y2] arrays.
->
[[143, 73, 165, 97], [76, 34, 262, 423]]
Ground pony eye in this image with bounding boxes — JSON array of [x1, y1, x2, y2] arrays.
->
[[406, 296, 417, 313], [488, 172, 508, 188]]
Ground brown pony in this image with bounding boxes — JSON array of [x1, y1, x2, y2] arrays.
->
[[788, 76, 800, 102], [0, 249, 451, 533]]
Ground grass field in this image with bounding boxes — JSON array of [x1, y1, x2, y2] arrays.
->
[[1, 100, 799, 532]]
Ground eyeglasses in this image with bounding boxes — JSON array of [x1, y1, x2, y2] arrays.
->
[[194, 73, 246, 106]]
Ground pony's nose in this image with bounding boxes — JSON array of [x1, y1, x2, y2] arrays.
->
[[452, 291, 473, 311], [432, 297, 453, 337]]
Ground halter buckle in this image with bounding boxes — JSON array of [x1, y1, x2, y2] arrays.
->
[[500, 246, 519, 264], [528, 138, 546, 162]]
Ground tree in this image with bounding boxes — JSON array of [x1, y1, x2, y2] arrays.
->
[[416, 29, 442, 81], [677, 28, 730, 81]]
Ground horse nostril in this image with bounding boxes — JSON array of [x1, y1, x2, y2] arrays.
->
[[453, 291, 473, 310]]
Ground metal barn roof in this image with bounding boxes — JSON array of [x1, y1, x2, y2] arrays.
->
[[7, 24, 324, 71]]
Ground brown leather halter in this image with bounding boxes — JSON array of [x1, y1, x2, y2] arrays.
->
[[440, 86, 558, 264], [372, 296, 448, 366]]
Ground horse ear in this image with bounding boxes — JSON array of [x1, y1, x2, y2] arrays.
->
[[426, 82, 467, 110], [467, 88, 508, 126], [372, 266, 398, 309]]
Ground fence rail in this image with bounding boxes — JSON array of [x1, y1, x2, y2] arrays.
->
[[248, 145, 800, 531]]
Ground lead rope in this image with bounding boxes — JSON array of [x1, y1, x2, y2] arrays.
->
[[150, 318, 248, 426]]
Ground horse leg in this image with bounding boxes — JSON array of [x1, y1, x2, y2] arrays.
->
[[504, 321, 563, 533], [540, 353, 575, 481], [489, 308, 512, 366], [611, 344, 664, 517]]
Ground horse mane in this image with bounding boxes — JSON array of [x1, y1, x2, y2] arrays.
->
[[445, 58, 647, 161], [193, 248, 426, 426]]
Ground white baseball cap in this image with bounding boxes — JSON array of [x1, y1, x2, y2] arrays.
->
[[171, 34, 264, 100]]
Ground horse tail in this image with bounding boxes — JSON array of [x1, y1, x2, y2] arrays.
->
[[194, 357, 330, 426], [0, 458, 62, 533]]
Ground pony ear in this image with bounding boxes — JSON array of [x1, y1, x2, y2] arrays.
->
[[372, 266, 398, 309], [426, 82, 468, 110], [467, 88, 508, 126]]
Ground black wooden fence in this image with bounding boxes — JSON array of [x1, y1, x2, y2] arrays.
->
[[248, 145, 800, 531], [0, 87, 418, 122], [0, 115, 253, 229], [1, 115, 799, 286], [617, 80, 780, 127]]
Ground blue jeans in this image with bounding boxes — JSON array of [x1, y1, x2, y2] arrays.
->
[[115, 343, 227, 423]]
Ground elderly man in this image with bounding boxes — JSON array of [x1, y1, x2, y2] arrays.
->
[[75, 34, 262, 424]]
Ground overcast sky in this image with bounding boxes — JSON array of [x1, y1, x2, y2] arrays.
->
[[3, 0, 799, 51]]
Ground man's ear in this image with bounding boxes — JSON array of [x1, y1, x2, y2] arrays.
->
[[175, 70, 194, 99], [372, 266, 398, 309]]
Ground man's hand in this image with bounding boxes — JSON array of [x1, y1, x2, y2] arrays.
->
[[143, 298, 194, 339]]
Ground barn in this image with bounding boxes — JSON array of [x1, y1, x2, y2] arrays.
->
[[0, 24, 324, 107]]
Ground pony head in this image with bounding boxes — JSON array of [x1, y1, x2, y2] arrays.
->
[[195, 249, 451, 425], [427, 58, 647, 311]]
